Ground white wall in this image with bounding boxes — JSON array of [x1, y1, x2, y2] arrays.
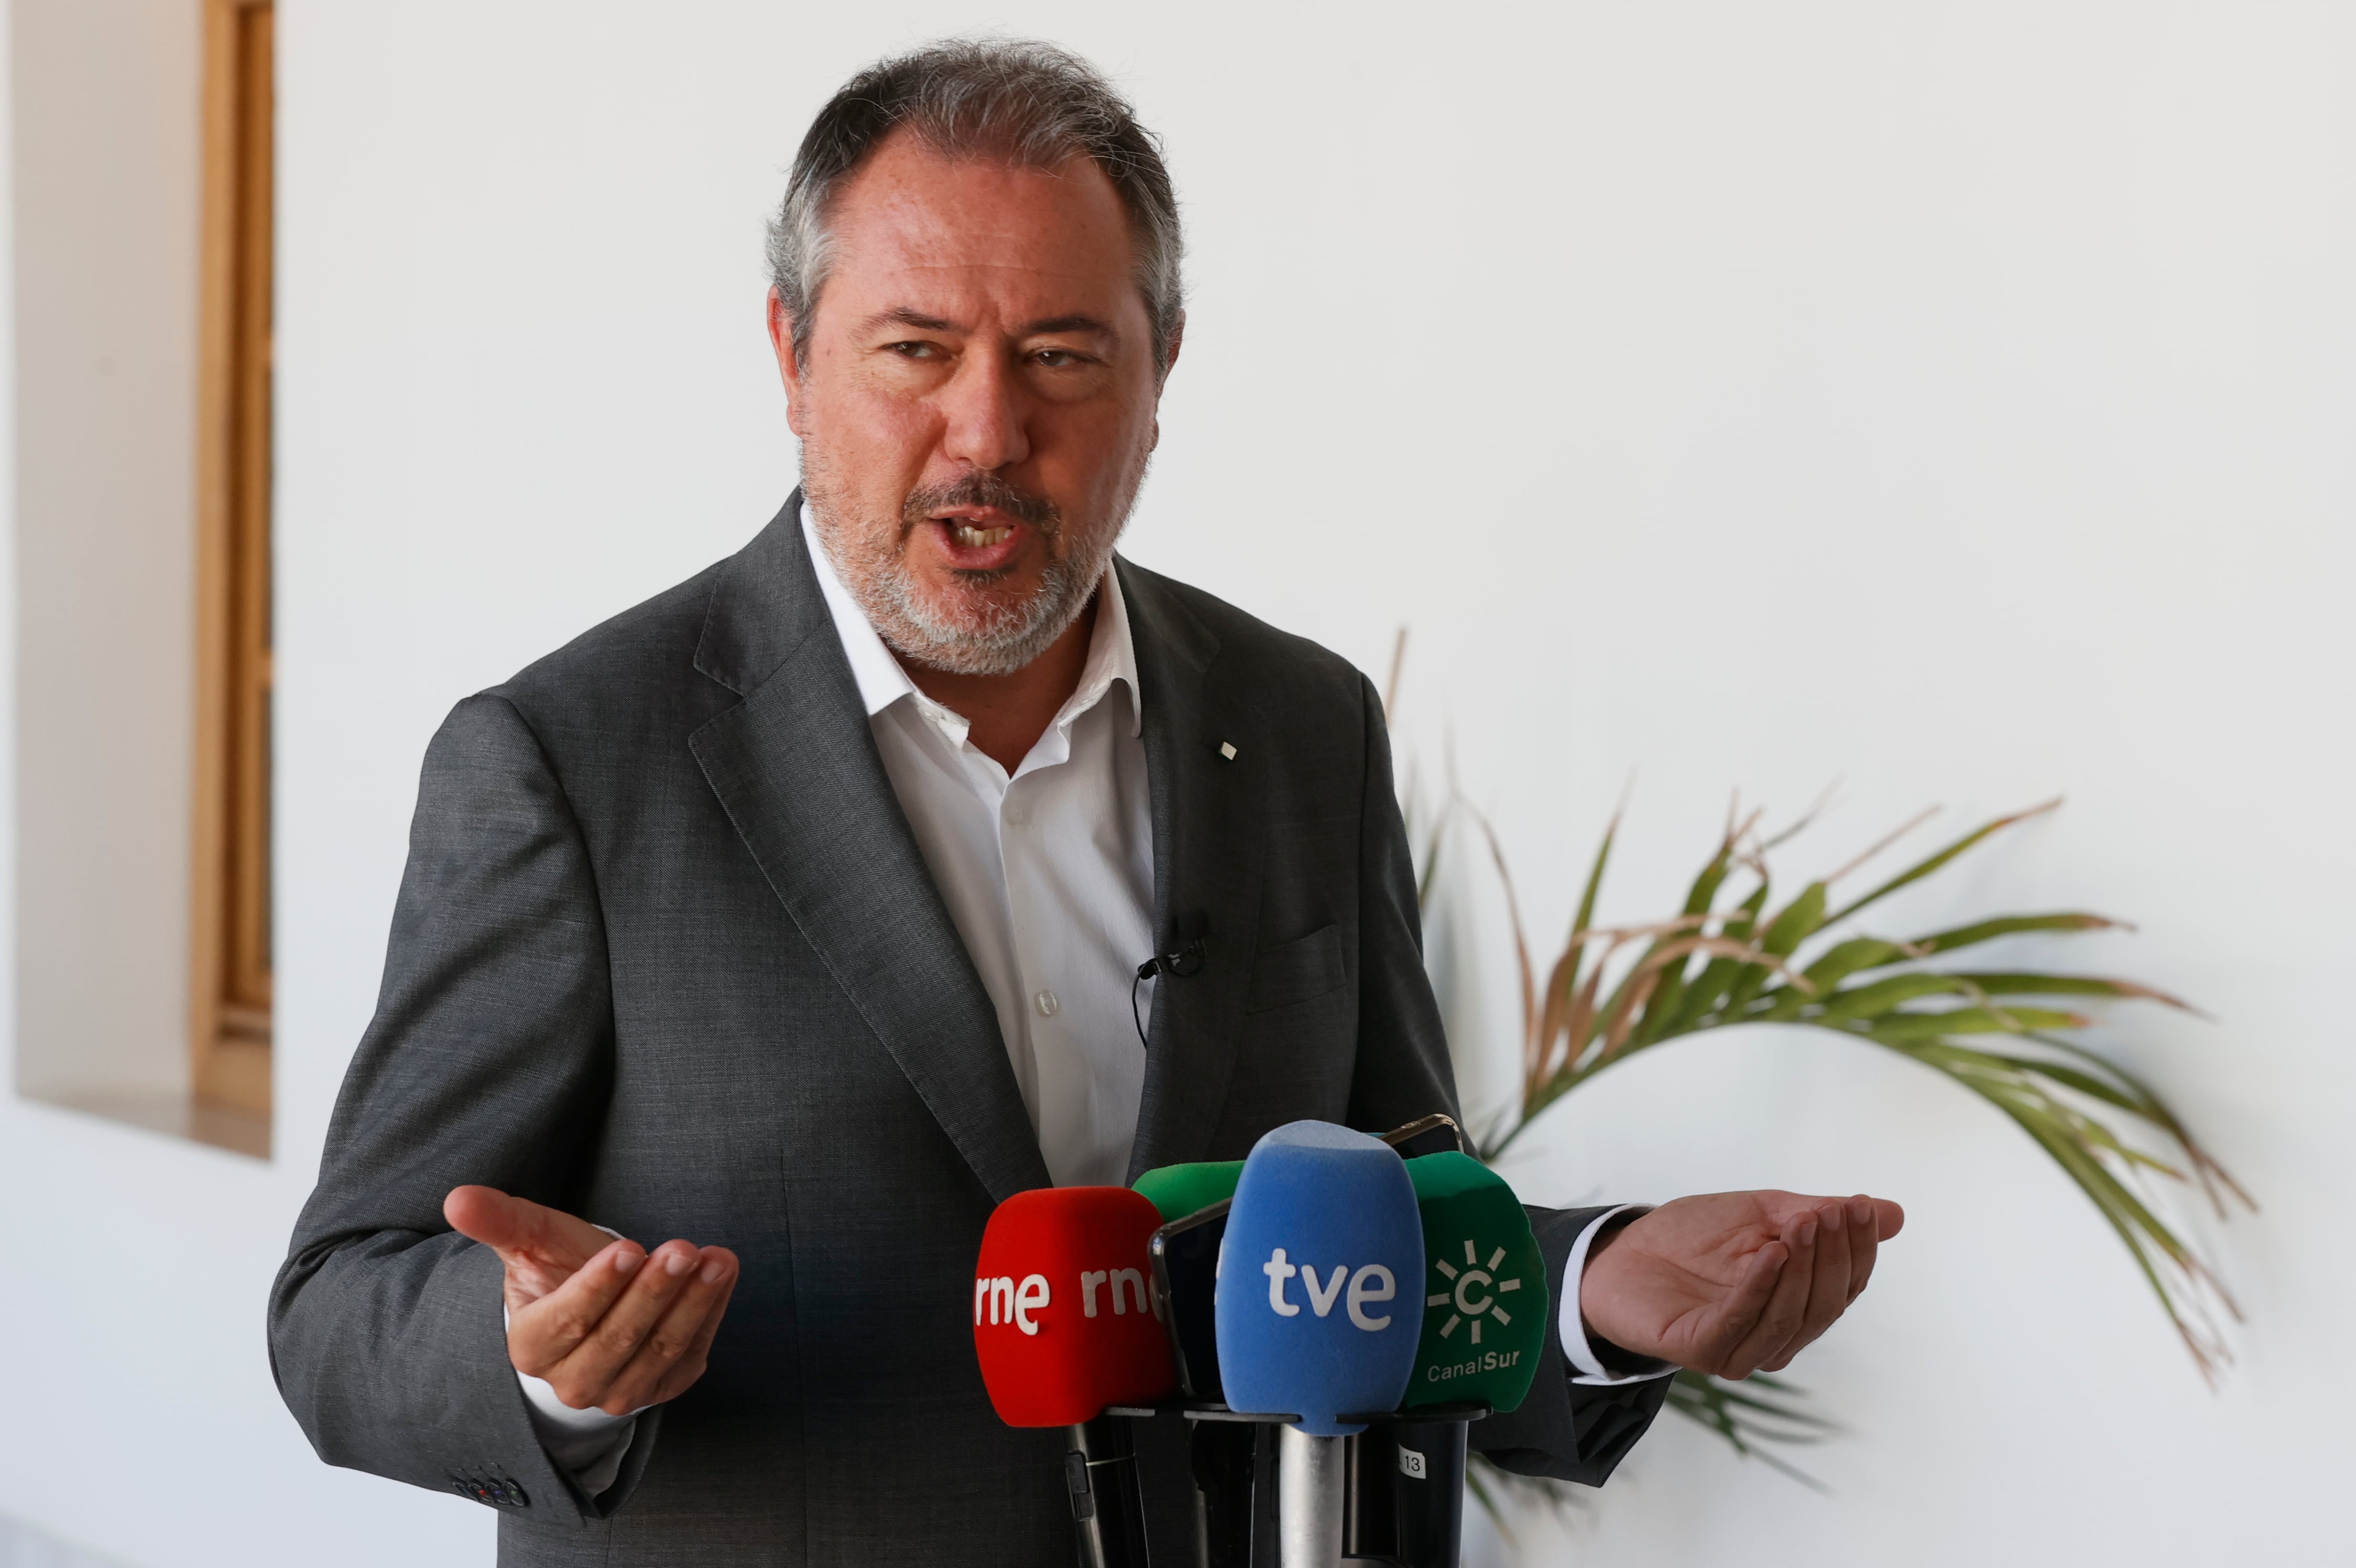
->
[[3, 2, 2351, 1564]]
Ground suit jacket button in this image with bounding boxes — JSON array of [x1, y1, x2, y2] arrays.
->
[[448, 1469, 528, 1509]]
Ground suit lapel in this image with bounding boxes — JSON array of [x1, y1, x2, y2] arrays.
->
[[689, 500, 1052, 1203], [1120, 559, 1269, 1178]]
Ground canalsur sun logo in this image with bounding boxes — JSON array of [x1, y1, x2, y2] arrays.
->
[[1425, 1237, 1524, 1345]]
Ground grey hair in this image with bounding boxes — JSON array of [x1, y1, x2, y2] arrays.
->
[[766, 39, 1184, 377]]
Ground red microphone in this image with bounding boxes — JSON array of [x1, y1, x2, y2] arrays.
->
[[975, 1186, 1175, 1568], [973, 1185, 1177, 1426]]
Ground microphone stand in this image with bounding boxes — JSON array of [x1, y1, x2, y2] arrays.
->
[[1277, 1427, 1347, 1567], [1174, 1401, 1489, 1567], [1066, 1414, 1154, 1568], [1188, 1417, 1261, 1568], [1277, 1406, 1489, 1568], [1339, 1406, 1484, 1568], [1177, 1406, 1291, 1568]]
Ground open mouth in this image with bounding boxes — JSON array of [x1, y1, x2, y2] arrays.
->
[[923, 505, 1034, 569], [903, 478, 1059, 575]]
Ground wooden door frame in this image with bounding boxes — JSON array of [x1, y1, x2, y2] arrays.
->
[[190, 0, 273, 1119]]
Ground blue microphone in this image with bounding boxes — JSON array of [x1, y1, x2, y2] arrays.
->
[[1217, 1120, 1425, 1566], [1217, 1120, 1425, 1433]]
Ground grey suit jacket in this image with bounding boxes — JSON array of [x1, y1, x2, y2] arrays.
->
[[269, 499, 1665, 1565]]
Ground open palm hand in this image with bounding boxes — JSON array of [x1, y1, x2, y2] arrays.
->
[[445, 1185, 740, 1417], [1578, 1191, 1905, 1379]]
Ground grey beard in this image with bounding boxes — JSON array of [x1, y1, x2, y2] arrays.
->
[[803, 465, 1129, 679], [863, 533, 1110, 677]]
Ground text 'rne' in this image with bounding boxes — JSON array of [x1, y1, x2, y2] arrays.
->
[[974, 1273, 1051, 1335]]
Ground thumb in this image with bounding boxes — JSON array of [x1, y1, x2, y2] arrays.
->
[[444, 1185, 610, 1268], [444, 1184, 533, 1251]]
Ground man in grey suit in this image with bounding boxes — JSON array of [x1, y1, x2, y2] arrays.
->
[[271, 39, 1903, 1565]]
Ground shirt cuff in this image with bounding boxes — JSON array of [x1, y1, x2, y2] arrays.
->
[[504, 1276, 645, 1497], [1558, 1204, 1679, 1387], [517, 1370, 640, 1496]]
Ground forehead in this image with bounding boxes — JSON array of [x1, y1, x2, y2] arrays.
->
[[821, 129, 1142, 319]]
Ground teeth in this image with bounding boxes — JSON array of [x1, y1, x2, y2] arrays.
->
[[950, 522, 1013, 549]]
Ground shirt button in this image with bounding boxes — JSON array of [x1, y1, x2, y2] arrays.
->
[[1005, 801, 1028, 826], [1035, 990, 1060, 1017]]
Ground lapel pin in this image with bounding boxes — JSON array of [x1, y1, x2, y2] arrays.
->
[[1219, 741, 1238, 761]]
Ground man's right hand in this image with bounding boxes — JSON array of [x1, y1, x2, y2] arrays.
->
[[444, 1185, 740, 1418]]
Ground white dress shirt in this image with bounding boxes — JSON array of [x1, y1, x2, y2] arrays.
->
[[517, 510, 1663, 1493], [800, 505, 1159, 1190]]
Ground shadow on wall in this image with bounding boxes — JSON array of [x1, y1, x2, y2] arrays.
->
[[0, 1515, 135, 1568]]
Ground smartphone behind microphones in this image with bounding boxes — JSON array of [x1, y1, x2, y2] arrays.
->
[[1148, 1197, 1229, 1402]]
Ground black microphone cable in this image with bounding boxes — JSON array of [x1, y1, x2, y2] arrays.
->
[[1130, 914, 1208, 1047]]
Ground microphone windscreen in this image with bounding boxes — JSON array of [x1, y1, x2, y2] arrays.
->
[[1215, 1120, 1424, 1436], [1134, 1160, 1245, 1223], [973, 1186, 1177, 1428], [1401, 1152, 1550, 1413]]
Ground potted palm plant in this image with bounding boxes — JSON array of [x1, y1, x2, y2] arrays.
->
[[1384, 637, 2248, 1518]]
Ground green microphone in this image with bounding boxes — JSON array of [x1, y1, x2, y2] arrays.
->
[[1132, 1160, 1244, 1224], [1400, 1152, 1549, 1414]]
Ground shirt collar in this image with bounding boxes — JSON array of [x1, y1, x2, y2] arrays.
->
[[798, 502, 1141, 739]]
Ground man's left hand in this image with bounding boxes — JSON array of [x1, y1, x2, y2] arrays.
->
[[1578, 1191, 1906, 1379]]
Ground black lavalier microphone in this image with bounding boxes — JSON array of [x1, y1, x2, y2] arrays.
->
[[1130, 911, 1209, 1047]]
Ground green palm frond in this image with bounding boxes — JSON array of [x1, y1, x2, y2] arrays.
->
[[1663, 1370, 1835, 1488], [1468, 796, 2249, 1381]]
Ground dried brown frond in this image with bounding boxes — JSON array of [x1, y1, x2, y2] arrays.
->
[[1827, 804, 1943, 886]]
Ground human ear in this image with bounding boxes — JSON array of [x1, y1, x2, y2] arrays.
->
[[767, 288, 808, 435], [1159, 313, 1184, 381]]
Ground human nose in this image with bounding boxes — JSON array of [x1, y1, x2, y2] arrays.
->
[[936, 349, 1031, 473]]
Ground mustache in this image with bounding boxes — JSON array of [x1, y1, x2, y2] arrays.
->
[[900, 471, 1062, 536]]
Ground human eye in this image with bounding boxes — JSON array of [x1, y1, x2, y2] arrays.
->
[[886, 340, 944, 360]]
